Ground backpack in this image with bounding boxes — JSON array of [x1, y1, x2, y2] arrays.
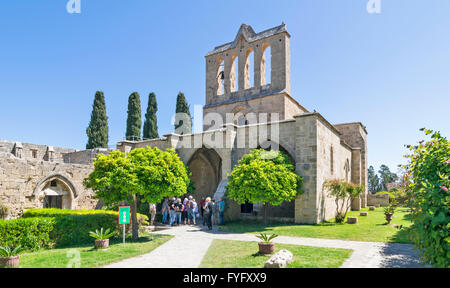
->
[[204, 202, 211, 214]]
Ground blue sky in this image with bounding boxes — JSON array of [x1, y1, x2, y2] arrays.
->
[[0, 0, 449, 173]]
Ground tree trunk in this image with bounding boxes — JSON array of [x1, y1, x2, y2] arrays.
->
[[263, 203, 268, 225], [131, 194, 139, 240]]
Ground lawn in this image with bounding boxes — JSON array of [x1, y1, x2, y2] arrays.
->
[[16, 234, 172, 268], [199, 239, 352, 268], [220, 207, 413, 243]]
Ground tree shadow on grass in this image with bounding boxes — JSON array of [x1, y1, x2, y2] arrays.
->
[[220, 220, 339, 234], [377, 242, 427, 268], [251, 251, 268, 258]]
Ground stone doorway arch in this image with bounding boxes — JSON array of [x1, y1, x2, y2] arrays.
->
[[187, 147, 222, 201], [33, 174, 77, 209], [243, 142, 297, 220]]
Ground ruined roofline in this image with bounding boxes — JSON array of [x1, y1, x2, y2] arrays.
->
[[205, 23, 290, 56], [0, 139, 77, 152]]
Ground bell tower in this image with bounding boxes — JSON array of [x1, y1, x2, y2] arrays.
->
[[204, 23, 307, 129]]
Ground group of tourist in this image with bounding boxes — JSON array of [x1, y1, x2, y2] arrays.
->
[[159, 196, 225, 230]]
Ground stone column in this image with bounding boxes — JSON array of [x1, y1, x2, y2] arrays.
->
[[223, 55, 232, 95], [254, 45, 262, 88], [238, 49, 246, 91], [351, 149, 362, 211]]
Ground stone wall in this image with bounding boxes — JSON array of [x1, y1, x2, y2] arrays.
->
[[334, 123, 368, 207], [0, 152, 98, 218], [64, 148, 114, 165], [367, 193, 390, 207], [293, 113, 354, 224], [203, 92, 305, 130], [0, 140, 76, 163], [316, 116, 353, 222]]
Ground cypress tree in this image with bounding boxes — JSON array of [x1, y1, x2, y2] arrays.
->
[[126, 92, 142, 141], [143, 92, 159, 139], [174, 92, 192, 135], [86, 91, 109, 149]]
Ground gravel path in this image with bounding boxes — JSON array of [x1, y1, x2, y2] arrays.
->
[[103, 224, 427, 268]]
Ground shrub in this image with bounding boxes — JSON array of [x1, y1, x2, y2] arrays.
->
[[0, 245, 25, 257], [0, 218, 55, 250], [405, 129, 449, 268], [22, 209, 149, 247]]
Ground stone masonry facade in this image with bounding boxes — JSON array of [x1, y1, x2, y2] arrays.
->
[[0, 140, 110, 218], [1, 23, 368, 224], [117, 24, 369, 224]]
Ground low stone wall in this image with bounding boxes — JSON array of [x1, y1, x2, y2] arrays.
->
[[367, 193, 390, 207]]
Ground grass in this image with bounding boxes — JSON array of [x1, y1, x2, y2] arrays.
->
[[220, 207, 413, 243], [199, 239, 352, 268], [15, 234, 172, 268]]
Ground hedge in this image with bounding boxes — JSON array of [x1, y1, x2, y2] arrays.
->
[[1, 209, 149, 249], [0, 218, 55, 251]]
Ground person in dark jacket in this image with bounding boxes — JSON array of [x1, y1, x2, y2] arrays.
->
[[203, 197, 213, 230]]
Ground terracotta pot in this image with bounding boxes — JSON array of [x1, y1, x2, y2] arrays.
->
[[0, 256, 19, 267], [258, 242, 275, 255], [385, 213, 393, 224], [95, 239, 109, 248]]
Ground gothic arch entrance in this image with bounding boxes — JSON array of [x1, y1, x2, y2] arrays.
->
[[242, 144, 296, 219], [187, 148, 222, 201], [34, 174, 76, 209]]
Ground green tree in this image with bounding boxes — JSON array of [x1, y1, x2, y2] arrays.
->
[[126, 92, 142, 141], [405, 129, 449, 268], [143, 92, 159, 140], [368, 166, 380, 193], [83, 148, 190, 239], [86, 91, 109, 149], [174, 92, 192, 135], [226, 149, 303, 224], [378, 164, 398, 191]]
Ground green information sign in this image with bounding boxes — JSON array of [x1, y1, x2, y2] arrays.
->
[[119, 206, 130, 225]]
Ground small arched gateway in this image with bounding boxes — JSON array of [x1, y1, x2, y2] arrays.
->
[[33, 174, 77, 209], [187, 147, 222, 201]]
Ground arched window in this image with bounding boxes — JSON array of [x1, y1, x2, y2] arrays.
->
[[244, 49, 254, 89], [344, 159, 350, 182], [330, 146, 334, 175], [216, 58, 224, 96], [261, 44, 271, 85], [230, 54, 238, 93]]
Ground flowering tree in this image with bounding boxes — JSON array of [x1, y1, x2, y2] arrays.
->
[[405, 129, 449, 267], [84, 148, 190, 239], [226, 149, 303, 224], [323, 179, 364, 223]]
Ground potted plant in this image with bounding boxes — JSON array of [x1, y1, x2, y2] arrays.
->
[[0, 245, 24, 267], [256, 233, 278, 255], [383, 201, 398, 224], [89, 228, 116, 249]]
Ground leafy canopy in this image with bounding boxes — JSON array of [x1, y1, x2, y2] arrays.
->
[[84, 148, 190, 206], [226, 149, 303, 206]]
